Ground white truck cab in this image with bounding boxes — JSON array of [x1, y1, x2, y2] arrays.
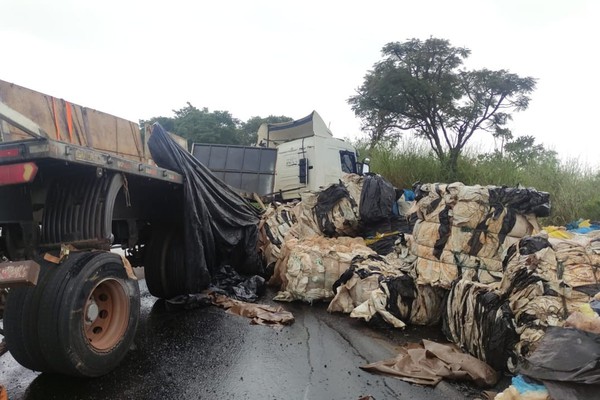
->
[[193, 111, 364, 201], [258, 111, 360, 200]]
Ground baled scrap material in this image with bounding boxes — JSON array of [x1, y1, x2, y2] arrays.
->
[[443, 279, 519, 371], [259, 202, 298, 269], [445, 232, 600, 372], [409, 182, 544, 287], [498, 234, 600, 367], [361, 339, 498, 387], [289, 192, 322, 239], [359, 174, 396, 225], [148, 124, 262, 294], [358, 174, 415, 253], [273, 236, 375, 302], [327, 254, 399, 314], [314, 183, 359, 237], [288, 183, 360, 239], [331, 254, 445, 328], [342, 173, 364, 209]]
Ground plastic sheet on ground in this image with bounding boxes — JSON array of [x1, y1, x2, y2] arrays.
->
[[519, 326, 600, 400], [148, 124, 262, 294], [360, 339, 498, 387], [210, 264, 266, 302], [210, 293, 295, 326], [165, 291, 294, 326]]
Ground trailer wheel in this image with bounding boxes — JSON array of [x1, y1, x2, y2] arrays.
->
[[38, 251, 140, 377], [144, 226, 186, 299], [4, 259, 54, 372]]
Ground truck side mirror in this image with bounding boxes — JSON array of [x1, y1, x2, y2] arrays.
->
[[361, 158, 370, 174], [299, 158, 308, 184]]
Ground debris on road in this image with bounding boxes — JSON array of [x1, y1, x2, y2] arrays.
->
[[165, 291, 295, 327], [259, 172, 600, 396], [210, 293, 294, 327], [360, 339, 498, 387]]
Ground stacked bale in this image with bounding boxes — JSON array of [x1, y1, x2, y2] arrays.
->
[[410, 183, 545, 288], [329, 239, 445, 328], [272, 236, 375, 303], [443, 280, 518, 371], [445, 232, 600, 372], [262, 177, 370, 303], [259, 201, 298, 269], [499, 234, 600, 369]]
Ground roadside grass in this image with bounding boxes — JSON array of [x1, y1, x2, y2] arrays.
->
[[357, 140, 600, 226]]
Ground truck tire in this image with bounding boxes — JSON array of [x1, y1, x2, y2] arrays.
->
[[144, 226, 186, 299], [37, 251, 140, 377], [4, 258, 54, 372]]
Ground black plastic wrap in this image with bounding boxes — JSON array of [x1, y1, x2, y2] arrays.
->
[[443, 280, 519, 371], [488, 186, 551, 217], [315, 183, 356, 237], [359, 174, 395, 224], [148, 124, 263, 294], [520, 327, 600, 384]]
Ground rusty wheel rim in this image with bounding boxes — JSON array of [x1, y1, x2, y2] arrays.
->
[[83, 278, 129, 351]]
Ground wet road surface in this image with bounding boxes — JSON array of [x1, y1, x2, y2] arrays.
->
[[1, 279, 487, 399]]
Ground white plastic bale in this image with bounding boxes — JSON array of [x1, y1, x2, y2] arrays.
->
[[273, 236, 375, 303], [341, 173, 363, 209]]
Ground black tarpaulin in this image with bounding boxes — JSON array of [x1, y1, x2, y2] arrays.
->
[[359, 174, 395, 224], [520, 327, 600, 385], [488, 186, 551, 217], [148, 123, 263, 294]]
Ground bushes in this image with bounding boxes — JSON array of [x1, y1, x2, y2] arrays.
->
[[357, 140, 599, 226]]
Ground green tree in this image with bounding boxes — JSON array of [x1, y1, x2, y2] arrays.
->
[[172, 103, 241, 144], [348, 37, 536, 176], [503, 135, 558, 168]]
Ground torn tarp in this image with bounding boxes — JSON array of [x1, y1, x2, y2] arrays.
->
[[148, 123, 263, 295], [361, 339, 498, 387], [165, 292, 294, 326]]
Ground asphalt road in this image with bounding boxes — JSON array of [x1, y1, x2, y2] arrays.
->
[[1, 279, 490, 400]]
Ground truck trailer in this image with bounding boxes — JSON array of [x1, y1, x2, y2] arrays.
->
[[0, 79, 191, 377]]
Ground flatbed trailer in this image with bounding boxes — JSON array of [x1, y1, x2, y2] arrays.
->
[[0, 79, 187, 376]]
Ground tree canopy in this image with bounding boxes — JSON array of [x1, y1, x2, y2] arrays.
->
[[348, 37, 537, 175], [141, 104, 292, 147]]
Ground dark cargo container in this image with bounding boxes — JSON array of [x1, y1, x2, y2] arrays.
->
[[191, 143, 277, 197]]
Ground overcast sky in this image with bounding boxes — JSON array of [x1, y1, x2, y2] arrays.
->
[[1, 0, 598, 167]]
